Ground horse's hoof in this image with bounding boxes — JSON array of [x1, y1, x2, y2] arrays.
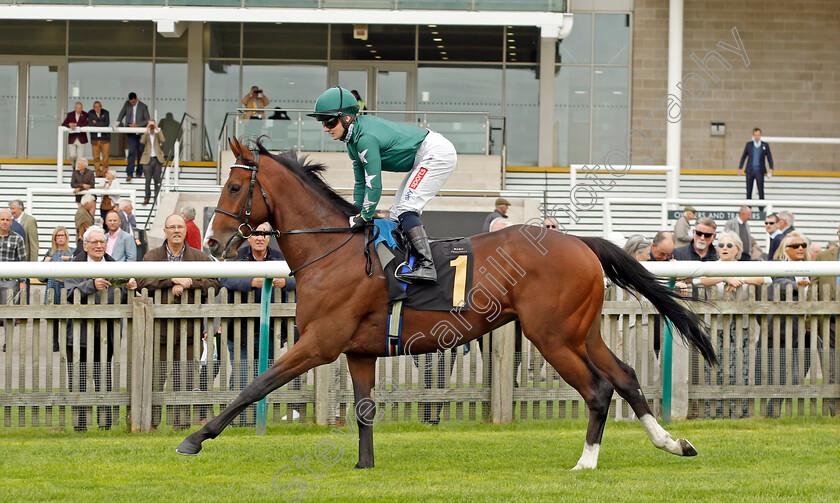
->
[[176, 438, 202, 456], [354, 461, 374, 469], [679, 439, 697, 457]]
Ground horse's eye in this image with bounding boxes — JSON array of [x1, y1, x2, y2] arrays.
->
[[230, 184, 241, 194]]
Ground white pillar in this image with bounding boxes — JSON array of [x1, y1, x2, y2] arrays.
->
[[186, 22, 204, 162], [666, 0, 684, 200], [538, 31, 557, 168]]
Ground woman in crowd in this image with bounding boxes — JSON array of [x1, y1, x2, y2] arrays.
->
[[98, 169, 120, 221], [623, 234, 651, 262], [694, 231, 769, 418], [42, 226, 75, 351]]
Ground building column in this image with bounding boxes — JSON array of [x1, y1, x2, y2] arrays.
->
[[186, 22, 205, 162], [538, 32, 557, 168], [666, 0, 684, 199]]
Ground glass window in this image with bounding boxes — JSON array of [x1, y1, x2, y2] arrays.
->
[[69, 21, 154, 58], [0, 20, 66, 56], [154, 61, 188, 156], [204, 60, 241, 148], [0, 65, 17, 157], [68, 61, 153, 120], [243, 23, 328, 60], [504, 66, 539, 166], [207, 23, 241, 60], [28, 65, 59, 158], [330, 25, 416, 61], [558, 13, 591, 64], [592, 66, 629, 163], [155, 30, 188, 58], [553, 65, 591, 166], [419, 25, 502, 62], [594, 13, 630, 65], [505, 26, 539, 64]]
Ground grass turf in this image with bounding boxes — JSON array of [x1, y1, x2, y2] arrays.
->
[[1, 418, 838, 502]]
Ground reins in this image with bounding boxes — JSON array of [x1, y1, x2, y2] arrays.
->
[[216, 149, 379, 277]]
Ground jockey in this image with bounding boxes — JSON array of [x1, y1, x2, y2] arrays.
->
[[308, 86, 457, 284]]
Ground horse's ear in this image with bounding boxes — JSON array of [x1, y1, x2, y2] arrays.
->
[[228, 137, 240, 157]]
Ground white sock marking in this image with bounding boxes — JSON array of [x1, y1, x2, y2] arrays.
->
[[640, 414, 683, 455], [571, 442, 600, 470]]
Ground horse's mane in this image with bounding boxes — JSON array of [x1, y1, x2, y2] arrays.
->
[[254, 139, 359, 217]]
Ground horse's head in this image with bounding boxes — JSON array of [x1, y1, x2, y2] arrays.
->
[[206, 137, 272, 259]]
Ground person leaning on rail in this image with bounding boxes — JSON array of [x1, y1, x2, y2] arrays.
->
[[127, 214, 219, 430]]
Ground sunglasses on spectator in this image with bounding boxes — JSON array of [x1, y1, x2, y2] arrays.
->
[[546, 225, 557, 229], [764, 221, 777, 225], [694, 230, 714, 238], [320, 116, 340, 129], [786, 243, 807, 249], [718, 242, 736, 249]]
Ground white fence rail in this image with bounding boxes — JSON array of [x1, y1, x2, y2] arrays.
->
[[57, 126, 146, 183]]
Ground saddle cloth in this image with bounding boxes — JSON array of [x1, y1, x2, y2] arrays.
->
[[372, 219, 474, 312]]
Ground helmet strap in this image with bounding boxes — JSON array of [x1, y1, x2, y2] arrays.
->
[[339, 115, 355, 142]]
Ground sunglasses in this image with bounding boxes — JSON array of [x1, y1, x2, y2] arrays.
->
[[546, 225, 557, 229], [786, 243, 807, 249], [320, 116, 340, 129], [694, 230, 714, 238], [764, 221, 777, 225], [718, 242, 736, 249]]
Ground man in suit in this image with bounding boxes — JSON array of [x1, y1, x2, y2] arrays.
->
[[764, 212, 784, 260], [737, 127, 774, 201], [139, 120, 165, 205], [116, 92, 150, 181], [74, 194, 96, 253], [779, 210, 796, 236], [103, 211, 136, 261], [724, 206, 753, 262], [61, 102, 88, 169], [128, 214, 219, 430], [87, 101, 111, 177], [9, 200, 38, 263], [65, 225, 122, 431]]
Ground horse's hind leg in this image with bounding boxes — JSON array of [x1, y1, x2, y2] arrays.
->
[[346, 355, 377, 469], [586, 320, 697, 457], [537, 343, 614, 470]]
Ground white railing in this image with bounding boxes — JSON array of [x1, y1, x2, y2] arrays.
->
[[570, 165, 679, 199], [2, 258, 838, 280], [25, 186, 138, 214], [57, 126, 146, 183], [761, 136, 840, 145]]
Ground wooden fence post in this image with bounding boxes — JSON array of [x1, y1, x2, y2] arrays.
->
[[491, 322, 515, 424], [672, 339, 690, 420], [314, 362, 333, 426], [130, 297, 155, 432]]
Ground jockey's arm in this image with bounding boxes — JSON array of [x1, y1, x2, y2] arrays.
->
[[352, 136, 383, 221]]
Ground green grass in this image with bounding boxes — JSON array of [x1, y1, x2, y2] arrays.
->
[[1, 418, 839, 502]]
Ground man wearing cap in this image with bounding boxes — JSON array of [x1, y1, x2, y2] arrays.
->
[[483, 198, 510, 233], [673, 205, 696, 248]]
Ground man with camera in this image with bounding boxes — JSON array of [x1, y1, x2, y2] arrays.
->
[[241, 85, 270, 120], [139, 120, 165, 205]]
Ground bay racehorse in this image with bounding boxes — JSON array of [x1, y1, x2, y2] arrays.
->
[[176, 137, 717, 470]]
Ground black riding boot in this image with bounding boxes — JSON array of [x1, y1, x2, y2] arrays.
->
[[396, 226, 437, 283]]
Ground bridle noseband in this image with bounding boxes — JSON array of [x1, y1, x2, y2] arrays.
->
[[214, 148, 377, 276], [213, 149, 272, 239]]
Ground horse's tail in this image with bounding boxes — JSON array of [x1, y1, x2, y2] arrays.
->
[[579, 236, 718, 366]]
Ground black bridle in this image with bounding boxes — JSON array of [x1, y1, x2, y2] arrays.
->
[[215, 149, 376, 276]]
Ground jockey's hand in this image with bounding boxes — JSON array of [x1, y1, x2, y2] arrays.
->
[[349, 214, 368, 230]]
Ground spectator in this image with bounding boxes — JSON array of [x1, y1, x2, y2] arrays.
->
[[97, 170, 121, 221], [74, 194, 96, 252], [483, 198, 510, 233], [623, 234, 651, 262], [117, 198, 137, 233], [649, 231, 675, 261], [828, 241, 839, 251], [116, 92, 150, 181], [87, 101, 111, 177], [139, 120, 165, 205], [61, 102, 88, 169], [673, 217, 719, 262], [351, 90, 367, 112], [724, 206, 753, 262], [241, 86, 270, 120], [219, 222, 297, 425], [9, 199, 38, 263], [130, 214, 219, 430], [810, 242, 823, 262], [70, 158, 95, 205], [42, 225, 74, 352], [158, 112, 179, 155], [694, 231, 769, 419], [104, 210, 136, 262], [764, 212, 783, 260], [778, 210, 796, 236], [673, 205, 696, 247], [544, 217, 560, 231], [737, 127, 773, 202], [180, 206, 202, 250], [0, 208, 26, 306], [812, 224, 839, 414], [65, 225, 122, 431]]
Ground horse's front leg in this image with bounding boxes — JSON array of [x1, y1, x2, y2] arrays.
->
[[346, 355, 377, 469], [176, 339, 334, 455]]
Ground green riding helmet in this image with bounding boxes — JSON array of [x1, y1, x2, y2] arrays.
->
[[307, 86, 360, 121]]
